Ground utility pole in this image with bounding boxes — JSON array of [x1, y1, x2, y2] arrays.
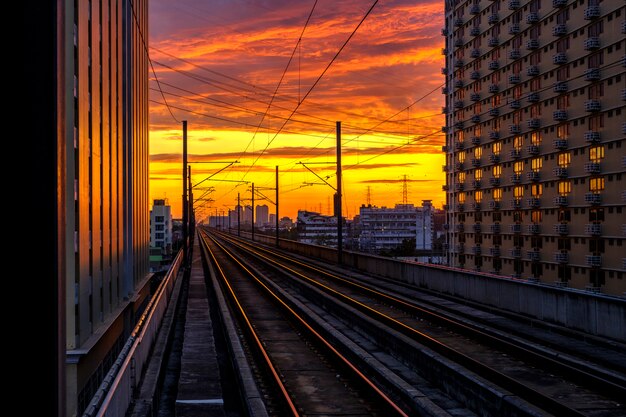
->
[[336, 121, 343, 264], [188, 165, 193, 241], [237, 192, 241, 237], [228, 209, 231, 232], [182, 120, 188, 266], [276, 166, 279, 248], [251, 183, 255, 241]]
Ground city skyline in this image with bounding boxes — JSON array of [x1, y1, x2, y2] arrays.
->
[[148, 0, 446, 219]]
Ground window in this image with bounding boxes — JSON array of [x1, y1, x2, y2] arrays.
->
[[459, 172, 466, 182], [531, 157, 542, 171], [558, 152, 571, 167], [155, 233, 164, 240], [493, 188, 502, 201], [459, 193, 466, 204], [474, 169, 483, 180], [558, 180, 572, 195], [589, 83, 604, 100], [531, 183, 543, 197], [155, 216, 164, 222], [514, 185, 524, 198], [557, 123, 569, 139], [492, 165, 502, 178], [557, 95, 569, 109], [589, 177, 605, 192], [589, 114, 604, 130], [458, 152, 466, 163], [589, 208, 604, 222], [558, 237, 571, 250], [475, 190, 483, 203], [492, 141, 501, 154], [589, 145, 604, 162], [474, 147, 482, 158], [530, 132, 541, 145], [514, 136, 523, 150], [458, 130, 465, 142], [514, 161, 524, 174]]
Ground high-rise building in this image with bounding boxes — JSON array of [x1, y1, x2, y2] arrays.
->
[[256, 204, 269, 226], [150, 199, 173, 254], [53, 1, 151, 415], [443, 0, 625, 295]]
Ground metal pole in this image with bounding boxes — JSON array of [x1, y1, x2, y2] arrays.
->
[[228, 209, 231, 232], [336, 121, 343, 264], [251, 183, 255, 241], [276, 165, 279, 247], [237, 192, 241, 236], [188, 165, 193, 241], [182, 120, 188, 265]]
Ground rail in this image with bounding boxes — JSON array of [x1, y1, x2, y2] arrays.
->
[[81, 249, 184, 417]]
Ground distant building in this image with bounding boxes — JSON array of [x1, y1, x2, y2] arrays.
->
[[269, 213, 276, 225], [297, 210, 347, 247], [243, 205, 253, 225], [358, 201, 434, 252], [256, 204, 269, 227], [150, 199, 172, 255]]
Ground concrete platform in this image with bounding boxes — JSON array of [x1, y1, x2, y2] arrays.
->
[[176, 239, 226, 417]]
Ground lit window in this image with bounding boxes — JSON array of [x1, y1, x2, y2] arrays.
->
[[531, 157, 542, 171], [514, 161, 524, 174], [492, 141, 501, 154], [557, 123, 569, 139], [558, 152, 571, 167], [459, 193, 466, 203], [475, 190, 483, 203], [530, 132, 541, 145], [474, 147, 482, 158], [589, 145, 604, 162], [493, 188, 502, 201], [589, 177, 605, 192], [514, 185, 524, 198], [514, 136, 523, 150], [492, 165, 502, 178], [458, 130, 465, 142], [474, 125, 482, 136], [474, 169, 482, 180], [531, 210, 542, 223], [458, 152, 466, 163], [558, 180, 572, 195], [531, 183, 543, 197], [458, 172, 466, 182]]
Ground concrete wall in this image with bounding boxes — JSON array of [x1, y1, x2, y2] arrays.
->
[[243, 231, 625, 341]]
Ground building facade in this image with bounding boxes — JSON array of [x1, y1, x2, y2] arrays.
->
[[61, 0, 150, 414], [256, 204, 269, 227], [358, 202, 435, 252], [443, 0, 625, 294], [297, 210, 347, 246], [150, 199, 173, 254]]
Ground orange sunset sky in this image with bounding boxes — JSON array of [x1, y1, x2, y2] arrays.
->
[[149, 0, 446, 221]]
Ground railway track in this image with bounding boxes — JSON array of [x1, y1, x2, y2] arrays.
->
[[208, 229, 626, 417]]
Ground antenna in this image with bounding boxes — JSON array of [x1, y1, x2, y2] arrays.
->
[[402, 175, 409, 205], [366, 186, 371, 205]]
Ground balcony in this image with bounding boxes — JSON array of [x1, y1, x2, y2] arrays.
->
[[489, 84, 500, 93], [454, 100, 464, 109], [454, 18, 464, 27], [488, 14, 499, 25], [585, 223, 602, 236], [509, 49, 521, 60], [455, 141, 465, 151], [553, 52, 567, 65], [585, 192, 601, 205], [489, 200, 501, 210], [553, 139, 568, 150], [553, 0, 567, 7], [554, 223, 569, 234], [489, 177, 501, 186], [510, 150, 522, 160], [441, 67, 448, 75], [584, 162, 601, 174], [527, 197, 541, 208], [458, 203, 465, 212], [455, 38, 465, 47], [527, 144, 540, 155], [471, 115, 481, 123], [622, 88, 626, 101], [509, 24, 521, 35], [473, 180, 482, 189], [527, 171, 540, 181], [470, 70, 481, 80], [442, 106, 448, 114], [511, 199, 522, 210], [471, 158, 481, 167], [554, 195, 568, 206], [471, 49, 481, 58], [471, 93, 481, 102], [442, 145, 449, 152], [585, 99, 601, 112], [441, 48, 448, 55], [473, 223, 482, 233], [442, 184, 449, 191], [443, 223, 450, 230], [584, 37, 600, 51], [528, 119, 540, 129], [584, 5, 600, 20], [455, 80, 465, 88], [526, 12, 539, 24], [555, 252, 569, 263], [490, 247, 501, 257], [442, 87, 449, 94], [470, 26, 481, 36], [489, 60, 500, 70], [456, 224, 465, 232], [455, 160, 465, 170], [527, 250, 540, 262], [489, 154, 501, 163], [489, 108, 500, 117], [553, 110, 568, 121], [511, 223, 522, 233], [553, 24, 567, 36], [488, 37, 500, 47], [510, 124, 522, 134], [527, 92, 540, 103], [442, 164, 449, 172], [489, 131, 500, 140], [455, 183, 465, 191], [456, 244, 465, 253], [510, 100, 521, 109], [530, 224, 541, 234], [491, 224, 501, 234], [442, 204, 449, 210], [585, 131, 600, 143], [584, 68, 601, 81], [586, 255, 602, 267], [554, 166, 568, 177], [472, 245, 482, 255], [511, 248, 522, 258], [509, 74, 521, 84], [527, 39, 540, 50], [472, 202, 481, 211], [509, 0, 520, 9], [623, 20, 626, 34], [527, 65, 540, 76], [471, 136, 481, 145], [470, 4, 481, 14]]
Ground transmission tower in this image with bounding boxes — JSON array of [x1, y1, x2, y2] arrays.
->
[[402, 175, 409, 205]]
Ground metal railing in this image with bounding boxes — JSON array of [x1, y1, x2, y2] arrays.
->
[[82, 249, 184, 417]]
